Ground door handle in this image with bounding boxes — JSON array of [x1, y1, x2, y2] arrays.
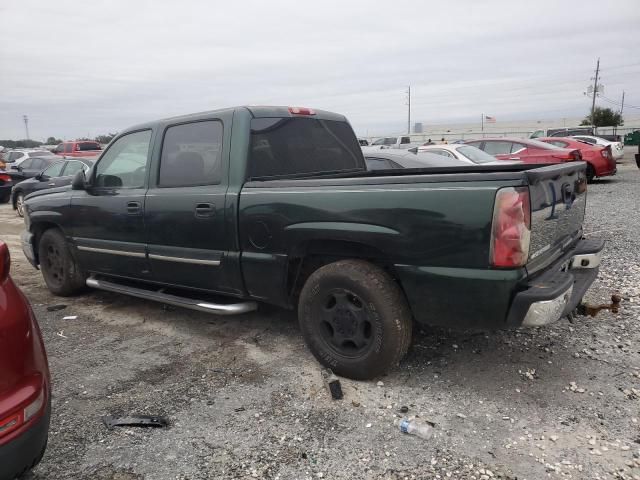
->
[[127, 201, 142, 215], [48, 182, 56, 186], [195, 203, 215, 218]]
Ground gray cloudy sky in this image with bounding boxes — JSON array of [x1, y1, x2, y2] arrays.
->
[[1, 0, 639, 139]]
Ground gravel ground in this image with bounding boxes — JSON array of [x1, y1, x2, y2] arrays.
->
[[1, 152, 639, 480]]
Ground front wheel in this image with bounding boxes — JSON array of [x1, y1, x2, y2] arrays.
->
[[38, 229, 86, 296], [298, 259, 412, 380], [15, 193, 25, 217]]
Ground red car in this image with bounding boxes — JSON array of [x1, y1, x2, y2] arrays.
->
[[0, 241, 51, 479], [538, 137, 616, 182], [53, 140, 102, 157], [465, 137, 582, 164]]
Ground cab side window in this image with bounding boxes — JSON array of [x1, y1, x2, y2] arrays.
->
[[62, 161, 87, 177], [42, 161, 65, 178], [158, 121, 223, 187], [94, 131, 152, 188]]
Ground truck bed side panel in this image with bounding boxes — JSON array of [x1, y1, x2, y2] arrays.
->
[[239, 178, 522, 310]]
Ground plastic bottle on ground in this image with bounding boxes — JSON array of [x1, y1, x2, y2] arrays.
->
[[394, 417, 434, 439]]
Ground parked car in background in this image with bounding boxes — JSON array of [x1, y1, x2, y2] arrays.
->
[[530, 127, 594, 138], [0, 240, 51, 480], [20, 105, 603, 380], [12, 157, 94, 217], [0, 149, 55, 170], [358, 138, 369, 146], [465, 137, 582, 164], [570, 135, 624, 161], [0, 171, 12, 203], [418, 144, 513, 165], [363, 150, 468, 170], [367, 135, 419, 150], [53, 141, 102, 157], [7, 156, 58, 183], [538, 137, 616, 182]]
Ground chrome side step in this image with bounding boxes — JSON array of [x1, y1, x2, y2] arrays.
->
[[86, 277, 257, 315]]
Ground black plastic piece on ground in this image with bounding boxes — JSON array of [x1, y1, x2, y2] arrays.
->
[[102, 415, 168, 429], [328, 379, 343, 400], [46, 304, 67, 312]]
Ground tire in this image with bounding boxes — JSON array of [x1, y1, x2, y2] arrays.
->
[[38, 228, 86, 296], [298, 259, 412, 380], [586, 164, 595, 183], [15, 193, 25, 217]]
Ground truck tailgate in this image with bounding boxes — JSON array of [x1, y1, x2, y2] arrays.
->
[[526, 162, 588, 272]]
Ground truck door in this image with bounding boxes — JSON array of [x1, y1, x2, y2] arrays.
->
[[144, 116, 232, 293], [70, 129, 153, 279]]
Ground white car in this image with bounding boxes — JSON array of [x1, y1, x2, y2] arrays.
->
[[417, 144, 516, 165], [571, 135, 624, 161], [3, 149, 56, 167]]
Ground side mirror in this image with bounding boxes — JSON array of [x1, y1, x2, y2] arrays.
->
[[71, 170, 87, 190]]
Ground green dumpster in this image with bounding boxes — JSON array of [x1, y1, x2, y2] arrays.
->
[[624, 130, 640, 146]]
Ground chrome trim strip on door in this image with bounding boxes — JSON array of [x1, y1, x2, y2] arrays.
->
[[148, 254, 221, 266], [77, 246, 146, 258]]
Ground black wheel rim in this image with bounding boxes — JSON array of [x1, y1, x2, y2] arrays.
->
[[317, 288, 374, 358], [44, 243, 64, 286]]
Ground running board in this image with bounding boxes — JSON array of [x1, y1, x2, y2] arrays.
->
[[86, 277, 257, 315]]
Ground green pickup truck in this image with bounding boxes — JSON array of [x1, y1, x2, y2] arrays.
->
[[20, 106, 603, 379]]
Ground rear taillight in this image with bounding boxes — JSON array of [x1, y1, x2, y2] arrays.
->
[[0, 388, 44, 440], [571, 150, 582, 161], [288, 106, 316, 116], [490, 187, 531, 268], [0, 412, 22, 439], [0, 241, 9, 282], [601, 147, 612, 159], [75, 144, 80, 151], [0, 173, 10, 183]]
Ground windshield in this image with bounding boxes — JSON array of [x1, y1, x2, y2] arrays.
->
[[456, 145, 498, 164], [248, 117, 364, 178]]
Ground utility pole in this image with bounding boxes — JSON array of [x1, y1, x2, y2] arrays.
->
[[23, 115, 30, 140], [406, 86, 411, 134], [590, 58, 600, 127], [620, 90, 626, 116]]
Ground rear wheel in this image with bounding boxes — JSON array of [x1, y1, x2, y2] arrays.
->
[[586, 164, 596, 183], [298, 259, 412, 380], [38, 229, 86, 296], [15, 193, 25, 217]]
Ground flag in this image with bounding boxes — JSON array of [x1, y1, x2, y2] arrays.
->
[[485, 115, 496, 123]]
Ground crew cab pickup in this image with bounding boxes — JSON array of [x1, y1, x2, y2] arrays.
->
[[20, 106, 604, 380]]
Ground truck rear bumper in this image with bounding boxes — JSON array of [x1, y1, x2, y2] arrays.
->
[[505, 237, 604, 328], [395, 237, 604, 330]]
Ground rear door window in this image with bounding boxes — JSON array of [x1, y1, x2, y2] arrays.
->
[[159, 120, 223, 187], [400, 137, 411, 144], [248, 117, 364, 178], [483, 141, 513, 155], [30, 158, 48, 170]]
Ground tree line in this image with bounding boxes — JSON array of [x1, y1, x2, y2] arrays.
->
[[0, 133, 117, 149]]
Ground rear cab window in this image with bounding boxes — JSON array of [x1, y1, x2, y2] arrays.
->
[[78, 142, 101, 151], [248, 117, 364, 178]]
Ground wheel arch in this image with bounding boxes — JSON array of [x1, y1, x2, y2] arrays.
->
[[286, 237, 402, 304]]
